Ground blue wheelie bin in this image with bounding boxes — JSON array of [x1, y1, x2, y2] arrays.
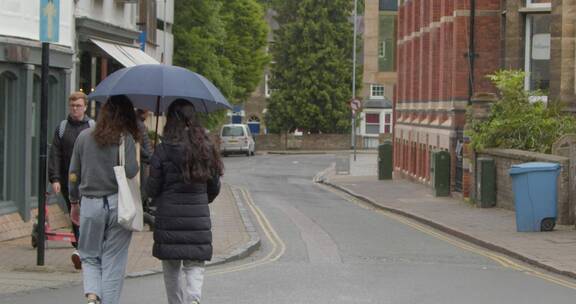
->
[[509, 162, 561, 232]]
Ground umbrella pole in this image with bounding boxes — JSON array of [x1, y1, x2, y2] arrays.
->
[[154, 96, 160, 147]]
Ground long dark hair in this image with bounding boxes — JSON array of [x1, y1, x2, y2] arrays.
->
[[163, 99, 224, 181], [92, 95, 140, 147]]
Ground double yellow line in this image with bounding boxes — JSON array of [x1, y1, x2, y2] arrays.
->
[[318, 183, 576, 290], [208, 187, 286, 276]]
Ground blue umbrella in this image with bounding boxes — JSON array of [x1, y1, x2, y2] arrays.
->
[[88, 64, 231, 113]]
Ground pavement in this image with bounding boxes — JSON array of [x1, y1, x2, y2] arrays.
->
[[3, 150, 576, 296], [318, 153, 576, 280], [0, 183, 260, 297]]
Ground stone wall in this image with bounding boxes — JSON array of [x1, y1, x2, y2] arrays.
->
[[254, 134, 360, 151], [473, 148, 572, 225]]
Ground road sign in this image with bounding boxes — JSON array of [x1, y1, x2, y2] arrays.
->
[[350, 98, 361, 113], [40, 0, 60, 43]]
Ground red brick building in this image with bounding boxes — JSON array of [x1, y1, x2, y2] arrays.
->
[[393, 0, 502, 195]]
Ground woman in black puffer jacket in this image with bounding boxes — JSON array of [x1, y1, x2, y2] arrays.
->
[[146, 99, 223, 304]]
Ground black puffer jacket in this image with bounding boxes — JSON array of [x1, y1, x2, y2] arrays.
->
[[146, 142, 221, 261]]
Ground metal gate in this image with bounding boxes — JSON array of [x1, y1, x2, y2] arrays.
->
[[454, 129, 464, 192]]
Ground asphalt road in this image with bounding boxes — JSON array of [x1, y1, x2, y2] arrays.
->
[[5, 154, 576, 303]]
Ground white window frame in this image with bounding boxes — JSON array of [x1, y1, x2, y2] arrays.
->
[[370, 84, 385, 99], [383, 112, 392, 134], [362, 111, 381, 136], [526, 0, 551, 8], [523, 14, 551, 92], [524, 16, 531, 91]]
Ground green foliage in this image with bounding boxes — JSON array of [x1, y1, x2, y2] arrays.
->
[[265, 0, 361, 134], [173, 0, 269, 127], [466, 70, 576, 153], [220, 0, 270, 103], [173, 0, 235, 99]]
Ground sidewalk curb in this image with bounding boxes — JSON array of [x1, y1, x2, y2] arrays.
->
[[209, 186, 261, 267], [1, 184, 262, 298], [318, 175, 576, 280], [264, 150, 377, 155], [127, 184, 261, 278], [265, 151, 330, 155]]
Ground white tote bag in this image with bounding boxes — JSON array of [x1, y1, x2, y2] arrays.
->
[[114, 135, 144, 232]]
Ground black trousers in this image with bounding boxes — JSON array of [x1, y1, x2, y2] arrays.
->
[[61, 186, 79, 249]]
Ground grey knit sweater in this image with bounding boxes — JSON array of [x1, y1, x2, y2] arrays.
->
[[68, 128, 138, 202]]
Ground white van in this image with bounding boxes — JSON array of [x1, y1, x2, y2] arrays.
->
[[219, 124, 255, 156]]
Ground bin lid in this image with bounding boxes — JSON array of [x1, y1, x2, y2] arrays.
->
[[509, 162, 560, 175]]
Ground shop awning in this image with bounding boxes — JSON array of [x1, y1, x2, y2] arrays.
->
[[91, 39, 159, 67]]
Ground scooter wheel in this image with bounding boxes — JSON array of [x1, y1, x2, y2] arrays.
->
[[541, 218, 555, 232]]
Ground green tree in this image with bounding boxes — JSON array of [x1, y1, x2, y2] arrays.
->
[[467, 70, 576, 153], [266, 0, 360, 134], [173, 0, 235, 128], [219, 0, 270, 103]]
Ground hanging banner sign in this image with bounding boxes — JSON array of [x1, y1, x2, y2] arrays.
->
[[40, 0, 60, 43]]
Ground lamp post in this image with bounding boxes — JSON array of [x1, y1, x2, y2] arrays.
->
[[351, 0, 358, 161]]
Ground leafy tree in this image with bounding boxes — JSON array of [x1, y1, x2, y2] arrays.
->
[[219, 0, 270, 103], [173, 0, 234, 128], [467, 70, 576, 153], [266, 0, 360, 134]]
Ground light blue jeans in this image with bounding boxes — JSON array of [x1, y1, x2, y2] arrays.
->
[[79, 194, 132, 304], [162, 260, 206, 304]]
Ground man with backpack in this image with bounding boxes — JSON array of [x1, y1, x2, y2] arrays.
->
[[48, 91, 95, 270]]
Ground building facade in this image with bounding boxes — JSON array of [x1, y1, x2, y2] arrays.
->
[[360, 0, 398, 148], [0, 0, 173, 239], [394, 0, 501, 195], [393, 0, 576, 196], [0, 1, 75, 221]]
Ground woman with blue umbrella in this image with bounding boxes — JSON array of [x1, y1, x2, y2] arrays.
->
[[146, 99, 223, 304], [87, 65, 230, 304]]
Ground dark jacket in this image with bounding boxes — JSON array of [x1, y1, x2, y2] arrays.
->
[[48, 115, 94, 186], [146, 142, 221, 261]]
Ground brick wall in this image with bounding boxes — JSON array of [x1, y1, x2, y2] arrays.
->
[[474, 148, 573, 225], [254, 134, 357, 151], [394, 0, 501, 194], [0, 204, 69, 242]]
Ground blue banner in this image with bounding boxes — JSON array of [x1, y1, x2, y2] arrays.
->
[[39, 0, 60, 43]]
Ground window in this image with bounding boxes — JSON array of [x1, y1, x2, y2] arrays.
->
[[379, 14, 396, 72], [526, 0, 551, 8], [0, 75, 8, 200], [32, 76, 40, 198], [524, 14, 551, 91], [378, 41, 386, 58], [379, 0, 398, 11], [384, 113, 392, 133], [222, 126, 245, 137], [370, 84, 385, 99], [365, 113, 380, 134], [264, 73, 271, 98], [0, 71, 16, 201], [156, 19, 165, 31]]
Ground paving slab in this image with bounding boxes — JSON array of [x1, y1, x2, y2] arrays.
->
[[0, 183, 259, 296]]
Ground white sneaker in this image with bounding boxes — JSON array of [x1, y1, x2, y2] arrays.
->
[[71, 250, 82, 270]]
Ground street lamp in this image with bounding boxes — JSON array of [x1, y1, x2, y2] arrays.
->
[[351, 0, 358, 161]]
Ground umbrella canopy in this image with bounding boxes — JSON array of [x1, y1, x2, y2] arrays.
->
[[88, 64, 231, 113]]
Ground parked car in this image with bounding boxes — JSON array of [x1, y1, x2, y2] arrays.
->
[[219, 124, 255, 156]]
